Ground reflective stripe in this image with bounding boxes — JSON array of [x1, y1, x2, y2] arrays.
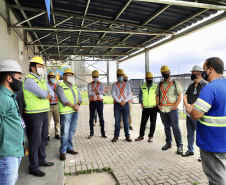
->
[[160, 81, 176, 106], [25, 108, 50, 113], [90, 82, 102, 101], [59, 110, 77, 114], [194, 98, 211, 113], [143, 106, 155, 108], [199, 115, 226, 127], [116, 82, 126, 99]]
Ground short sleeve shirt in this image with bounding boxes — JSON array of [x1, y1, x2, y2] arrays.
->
[[185, 79, 208, 104]]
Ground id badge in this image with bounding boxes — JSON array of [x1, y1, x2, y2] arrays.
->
[[21, 118, 26, 128], [193, 90, 197, 94]]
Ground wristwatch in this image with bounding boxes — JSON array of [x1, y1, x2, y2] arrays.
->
[[77, 103, 81, 106]]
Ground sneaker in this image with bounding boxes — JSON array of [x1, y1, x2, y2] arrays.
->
[[162, 143, 172, 150]]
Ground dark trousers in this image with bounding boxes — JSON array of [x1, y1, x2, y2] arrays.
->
[[89, 101, 105, 135], [24, 112, 48, 171], [114, 102, 130, 137], [160, 109, 183, 147], [139, 107, 157, 137]]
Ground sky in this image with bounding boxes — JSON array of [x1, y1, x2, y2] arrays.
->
[[86, 16, 226, 83]]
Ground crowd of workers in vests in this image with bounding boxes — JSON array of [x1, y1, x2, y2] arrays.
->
[[0, 56, 226, 185]]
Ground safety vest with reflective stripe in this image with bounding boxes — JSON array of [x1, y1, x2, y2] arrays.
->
[[141, 83, 157, 108], [23, 74, 50, 114], [49, 84, 58, 103], [58, 82, 78, 115], [194, 78, 226, 153], [160, 81, 176, 106], [90, 82, 103, 102], [114, 82, 126, 103]]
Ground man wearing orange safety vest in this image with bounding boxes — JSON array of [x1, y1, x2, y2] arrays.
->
[[47, 71, 60, 141], [87, 70, 106, 139], [156, 65, 183, 154], [112, 69, 132, 142]]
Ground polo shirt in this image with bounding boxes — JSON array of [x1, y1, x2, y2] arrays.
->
[[194, 76, 226, 152], [185, 79, 208, 104], [0, 85, 24, 158]]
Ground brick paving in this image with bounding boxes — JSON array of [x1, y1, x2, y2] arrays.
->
[[64, 104, 208, 185]]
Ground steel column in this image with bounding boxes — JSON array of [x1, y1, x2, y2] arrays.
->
[[107, 61, 110, 95], [145, 51, 149, 73]]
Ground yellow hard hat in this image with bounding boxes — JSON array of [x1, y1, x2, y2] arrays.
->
[[124, 74, 128, 78], [29, 56, 44, 66], [117, 69, 124, 75], [161, 65, 170, 73], [63, 68, 75, 75], [48, 71, 56, 76], [145, 72, 153, 78], [92, 70, 99, 76]]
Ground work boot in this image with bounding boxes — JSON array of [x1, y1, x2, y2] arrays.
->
[[126, 136, 132, 142], [101, 134, 107, 138], [177, 146, 183, 154], [129, 126, 133, 130], [67, 150, 78, 155], [135, 136, 144, 141], [112, 137, 118, 142], [162, 143, 172, 150], [60, 153, 66, 161], [55, 134, 61, 139], [148, 137, 153, 142]]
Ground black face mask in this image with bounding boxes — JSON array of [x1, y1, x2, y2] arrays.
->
[[162, 73, 170, 80], [146, 79, 153, 84], [10, 77, 22, 92], [124, 79, 128, 82], [191, 74, 198, 80]]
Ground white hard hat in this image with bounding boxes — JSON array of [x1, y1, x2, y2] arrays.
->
[[190, 65, 202, 72], [0, 60, 23, 73]]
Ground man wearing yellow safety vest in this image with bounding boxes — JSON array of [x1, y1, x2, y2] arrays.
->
[[23, 56, 54, 177], [88, 70, 106, 139], [47, 71, 60, 141], [156, 65, 183, 154], [135, 72, 157, 142], [111, 69, 132, 142], [120, 74, 133, 130], [188, 57, 226, 185], [56, 68, 82, 161]]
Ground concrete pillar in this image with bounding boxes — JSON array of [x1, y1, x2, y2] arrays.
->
[[145, 51, 149, 73], [116, 62, 119, 71], [106, 61, 110, 95]]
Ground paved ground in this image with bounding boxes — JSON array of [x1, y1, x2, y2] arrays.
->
[[17, 104, 208, 185]]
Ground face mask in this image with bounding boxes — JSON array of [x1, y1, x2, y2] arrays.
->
[[118, 77, 123, 82], [10, 77, 22, 92], [37, 68, 44, 76], [146, 79, 153, 84], [67, 76, 73, 83], [124, 79, 128, 82], [191, 74, 198, 81], [162, 73, 170, 80], [50, 78, 55, 83], [202, 69, 211, 81], [93, 77, 99, 82]]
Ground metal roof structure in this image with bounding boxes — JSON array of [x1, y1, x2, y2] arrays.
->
[[5, 0, 226, 63]]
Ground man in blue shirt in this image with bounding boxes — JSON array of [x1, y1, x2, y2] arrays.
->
[[188, 57, 226, 185], [0, 60, 24, 185]]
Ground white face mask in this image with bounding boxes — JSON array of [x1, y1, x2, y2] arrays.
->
[[93, 77, 99, 82], [37, 68, 44, 76], [50, 78, 55, 83], [67, 76, 74, 83]]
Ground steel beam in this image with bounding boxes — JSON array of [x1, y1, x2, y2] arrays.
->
[[107, 61, 110, 95], [13, 12, 45, 26], [118, 10, 226, 63], [27, 44, 145, 49], [134, 0, 226, 10], [11, 26, 172, 36], [145, 51, 149, 73], [7, 4, 172, 33], [41, 54, 128, 56]]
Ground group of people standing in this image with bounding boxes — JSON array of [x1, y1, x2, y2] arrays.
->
[[0, 56, 226, 185]]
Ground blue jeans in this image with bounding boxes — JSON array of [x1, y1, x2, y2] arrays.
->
[[186, 116, 197, 152], [89, 101, 105, 135], [114, 102, 130, 137], [0, 156, 21, 185], [60, 112, 78, 154], [160, 109, 183, 147]]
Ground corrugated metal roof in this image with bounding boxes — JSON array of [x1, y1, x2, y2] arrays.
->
[[6, 0, 226, 62]]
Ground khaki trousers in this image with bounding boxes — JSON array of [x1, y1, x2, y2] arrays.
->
[[48, 104, 60, 136], [120, 102, 132, 127]]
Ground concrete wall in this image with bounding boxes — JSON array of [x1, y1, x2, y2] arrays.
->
[[0, 1, 37, 77]]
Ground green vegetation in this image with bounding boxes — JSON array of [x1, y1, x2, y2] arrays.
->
[[193, 182, 199, 185], [64, 167, 114, 176], [179, 111, 186, 119]]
